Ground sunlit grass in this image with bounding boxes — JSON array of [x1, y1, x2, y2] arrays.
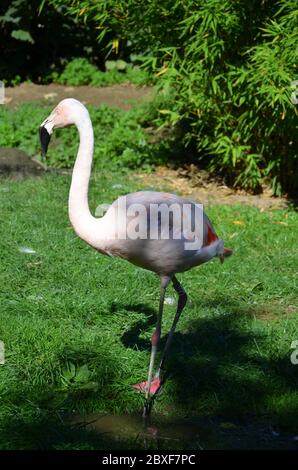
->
[[0, 171, 297, 449]]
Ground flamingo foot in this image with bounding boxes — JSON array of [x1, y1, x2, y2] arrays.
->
[[132, 377, 162, 395]]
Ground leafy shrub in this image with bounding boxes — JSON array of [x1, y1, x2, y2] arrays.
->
[[56, 58, 100, 86], [126, 66, 151, 87], [51, 104, 155, 169], [0, 102, 162, 170], [0, 104, 48, 156], [49, 0, 298, 195], [151, 0, 298, 195], [55, 57, 151, 87]]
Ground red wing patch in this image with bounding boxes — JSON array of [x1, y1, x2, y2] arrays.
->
[[206, 224, 218, 246]]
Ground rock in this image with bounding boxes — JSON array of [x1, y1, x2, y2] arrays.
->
[[44, 92, 58, 101], [0, 148, 45, 179]]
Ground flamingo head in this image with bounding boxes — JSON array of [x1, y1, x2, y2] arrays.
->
[[39, 98, 88, 158]]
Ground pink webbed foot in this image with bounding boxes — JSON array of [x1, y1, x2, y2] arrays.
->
[[132, 377, 162, 395]]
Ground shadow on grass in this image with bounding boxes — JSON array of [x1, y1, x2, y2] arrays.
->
[[2, 297, 297, 450], [121, 295, 298, 433], [120, 303, 157, 350]]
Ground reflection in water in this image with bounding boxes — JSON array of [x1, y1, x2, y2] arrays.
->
[[69, 413, 298, 450]]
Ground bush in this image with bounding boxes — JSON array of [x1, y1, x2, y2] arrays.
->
[[152, 0, 298, 195], [0, 103, 164, 171], [56, 58, 100, 86], [49, 0, 298, 195], [54, 57, 151, 87]]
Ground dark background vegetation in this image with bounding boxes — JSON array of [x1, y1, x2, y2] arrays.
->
[[0, 0, 101, 83]]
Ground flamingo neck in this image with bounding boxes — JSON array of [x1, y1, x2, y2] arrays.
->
[[204, 241, 219, 259], [68, 113, 98, 245], [198, 239, 222, 264]]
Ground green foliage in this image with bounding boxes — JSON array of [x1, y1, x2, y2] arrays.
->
[[52, 104, 155, 169], [55, 57, 151, 87], [1, 0, 297, 193], [0, 104, 47, 156], [10, 29, 34, 43], [57, 362, 98, 393], [47, 0, 185, 55], [56, 58, 100, 86], [105, 60, 128, 71], [49, 0, 298, 195], [0, 103, 162, 170], [151, 0, 298, 195], [0, 2, 35, 45]]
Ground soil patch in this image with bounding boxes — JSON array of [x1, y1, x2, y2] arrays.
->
[[135, 165, 288, 210], [4, 83, 152, 110]]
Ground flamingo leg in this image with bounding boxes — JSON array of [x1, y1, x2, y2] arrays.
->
[[156, 276, 187, 381], [142, 283, 166, 418]]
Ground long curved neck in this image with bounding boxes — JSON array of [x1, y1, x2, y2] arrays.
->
[[194, 239, 220, 267], [202, 241, 219, 261], [69, 113, 98, 244]]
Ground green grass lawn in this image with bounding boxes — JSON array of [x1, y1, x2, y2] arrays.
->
[[0, 170, 297, 449]]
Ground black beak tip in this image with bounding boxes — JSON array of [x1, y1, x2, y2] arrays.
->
[[39, 125, 51, 159]]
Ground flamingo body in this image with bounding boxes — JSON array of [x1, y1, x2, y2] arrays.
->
[[100, 191, 221, 276], [39, 99, 232, 417]]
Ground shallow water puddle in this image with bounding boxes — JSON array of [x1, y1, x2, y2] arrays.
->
[[68, 413, 298, 450]]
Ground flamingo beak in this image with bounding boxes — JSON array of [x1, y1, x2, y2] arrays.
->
[[39, 117, 54, 159], [219, 247, 233, 264], [224, 247, 233, 257]]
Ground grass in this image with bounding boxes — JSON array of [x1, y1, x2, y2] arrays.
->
[[0, 167, 297, 449]]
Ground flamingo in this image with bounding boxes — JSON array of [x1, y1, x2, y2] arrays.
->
[[39, 99, 233, 418]]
